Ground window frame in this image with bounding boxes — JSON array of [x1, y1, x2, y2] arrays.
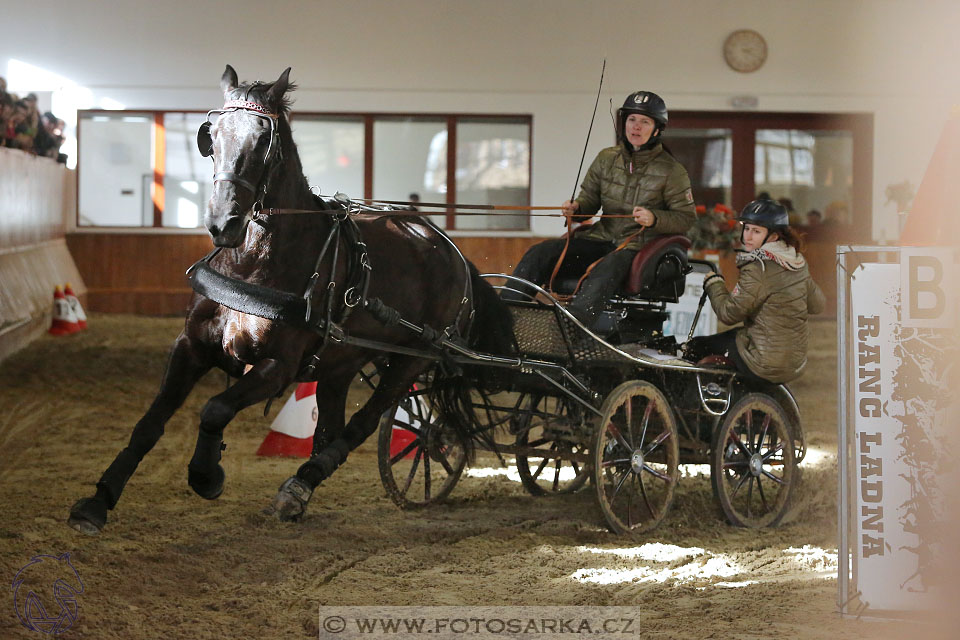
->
[[75, 109, 533, 232], [668, 111, 874, 240]]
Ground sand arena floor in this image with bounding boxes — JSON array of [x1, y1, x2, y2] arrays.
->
[[0, 314, 926, 638]]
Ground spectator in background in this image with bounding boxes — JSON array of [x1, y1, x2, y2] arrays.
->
[[36, 111, 61, 159], [0, 92, 13, 145], [0, 77, 68, 162], [4, 100, 29, 149], [408, 192, 421, 211], [805, 209, 823, 227]]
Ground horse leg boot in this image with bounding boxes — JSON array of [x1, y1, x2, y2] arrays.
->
[[273, 357, 428, 521], [264, 371, 353, 521], [68, 334, 211, 535], [188, 358, 288, 499]]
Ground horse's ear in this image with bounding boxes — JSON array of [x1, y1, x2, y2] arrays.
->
[[267, 67, 292, 106], [221, 65, 238, 96]]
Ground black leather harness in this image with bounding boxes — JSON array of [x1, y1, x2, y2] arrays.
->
[[186, 207, 475, 379]]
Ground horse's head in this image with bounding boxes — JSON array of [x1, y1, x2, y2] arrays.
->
[[199, 65, 292, 247]]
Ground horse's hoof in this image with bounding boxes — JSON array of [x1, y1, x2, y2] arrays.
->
[[67, 497, 106, 536], [263, 476, 313, 522], [188, 464, 225, 500]]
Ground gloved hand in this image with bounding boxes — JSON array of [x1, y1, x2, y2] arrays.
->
[[703, 271, 724, 287], [561, 200, 579, 227]]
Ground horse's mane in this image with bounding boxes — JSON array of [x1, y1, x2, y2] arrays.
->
[[226, 80, 297, 116]]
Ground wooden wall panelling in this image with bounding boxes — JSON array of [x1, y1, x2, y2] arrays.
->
[[65, 231, 844, 317], [66, 233, 213, 315], [0, 151, 84, 361], [454, 236, 545, 275]]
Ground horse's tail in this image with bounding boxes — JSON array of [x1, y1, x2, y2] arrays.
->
[[431, 261, 516, 462], [466, 261, 517, 357]]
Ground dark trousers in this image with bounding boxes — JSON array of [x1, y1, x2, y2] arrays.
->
[[508, 237, 637, 326], [684, 329, 763, 381]]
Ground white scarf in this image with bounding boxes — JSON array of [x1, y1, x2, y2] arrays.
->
[[735, 240, 806, 272]]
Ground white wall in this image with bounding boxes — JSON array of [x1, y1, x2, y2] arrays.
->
[[4, 0, 959, 239]]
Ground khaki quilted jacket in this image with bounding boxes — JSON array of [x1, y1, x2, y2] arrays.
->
[[573, 143, 696, 250], [704, 242, 826, 383]]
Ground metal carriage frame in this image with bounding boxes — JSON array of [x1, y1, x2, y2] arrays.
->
[[375, 271, 806, 535]]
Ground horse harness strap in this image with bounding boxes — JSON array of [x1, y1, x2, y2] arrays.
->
[[186, 213, 371, 339], [186, 211, 470, 377]]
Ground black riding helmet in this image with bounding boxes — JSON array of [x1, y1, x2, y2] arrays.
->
[[737, 199, 789, 245], [617, 91, 668, 150]]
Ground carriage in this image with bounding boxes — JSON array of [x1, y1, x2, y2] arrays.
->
[[374, 233, 805, 534], [67, 66, 803, 537]]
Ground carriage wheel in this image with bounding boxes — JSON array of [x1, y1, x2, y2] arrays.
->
[[711, 393, 796, 528], [593, 380, 679, 534], [377, 371, 467, 509], [514, 395, 591, 496]]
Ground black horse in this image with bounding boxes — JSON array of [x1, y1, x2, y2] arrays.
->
[[68, 66, 513, 534]]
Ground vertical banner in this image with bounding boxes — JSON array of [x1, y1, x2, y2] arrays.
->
[[849, 261, 957, 613]]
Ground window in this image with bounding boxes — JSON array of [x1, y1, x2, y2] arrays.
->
[[755, 129, 854, 225], [77, 109, 532, 231], [373, 117, 448, 228], [661, 128, 732, 209], [454, 118, 530, 231], [291, 116, 364, 200], [666, 112, 872, 238], [78, 112, 153, 226], [162, 112, 214, 228]]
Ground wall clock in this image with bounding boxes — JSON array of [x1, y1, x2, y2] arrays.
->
[[723, 29, 768, 73]]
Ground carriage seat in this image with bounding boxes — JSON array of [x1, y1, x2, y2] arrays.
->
[[549, 233, 690, 304], [622, 234, 691, 302], [696, 354, 736, 369]]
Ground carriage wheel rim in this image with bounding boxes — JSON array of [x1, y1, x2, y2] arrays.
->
[[594, 381, 678, 534], [516, 396, 591, 496], [377, 378, 467, 509], [714, 395, 795, 528]]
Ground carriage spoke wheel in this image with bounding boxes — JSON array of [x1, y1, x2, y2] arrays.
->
[[711, 393, 796, 528], [377, 374, 466, 509], [515, 395, 591, 496], [593, 380, 679, 534]]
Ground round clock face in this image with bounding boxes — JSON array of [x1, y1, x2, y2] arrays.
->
[[724, 29, 768, 73]]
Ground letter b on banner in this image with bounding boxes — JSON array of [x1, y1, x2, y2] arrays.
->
[[901, 248, 956, 328]]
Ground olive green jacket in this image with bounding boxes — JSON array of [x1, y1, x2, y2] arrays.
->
[[573, 143, 696, 250], [704, 242, 826, 383]]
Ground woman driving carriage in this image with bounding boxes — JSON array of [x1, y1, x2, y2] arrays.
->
[[506, 91, 696, 327], [684, 199, 826, 383]]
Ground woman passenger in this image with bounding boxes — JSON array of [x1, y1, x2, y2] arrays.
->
[[684, 199, 825, 383]]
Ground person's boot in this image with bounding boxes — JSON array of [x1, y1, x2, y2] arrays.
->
[[566, 275, 612, 331]]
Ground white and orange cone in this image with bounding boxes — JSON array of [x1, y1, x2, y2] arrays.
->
[[49, 286, 81, 336], [63, 283, 88, 330], [256, 383, 318, 457]]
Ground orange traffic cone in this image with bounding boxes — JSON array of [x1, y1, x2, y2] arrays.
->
[[63, 283, 88, 329], [256, 383, 318, 457], [49, 286, 81, 336]]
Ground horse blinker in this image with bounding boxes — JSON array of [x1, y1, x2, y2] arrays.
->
[[197, 121, 213, 157]]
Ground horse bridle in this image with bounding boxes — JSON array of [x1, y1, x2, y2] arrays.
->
[[197, 99, 281, 206]]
